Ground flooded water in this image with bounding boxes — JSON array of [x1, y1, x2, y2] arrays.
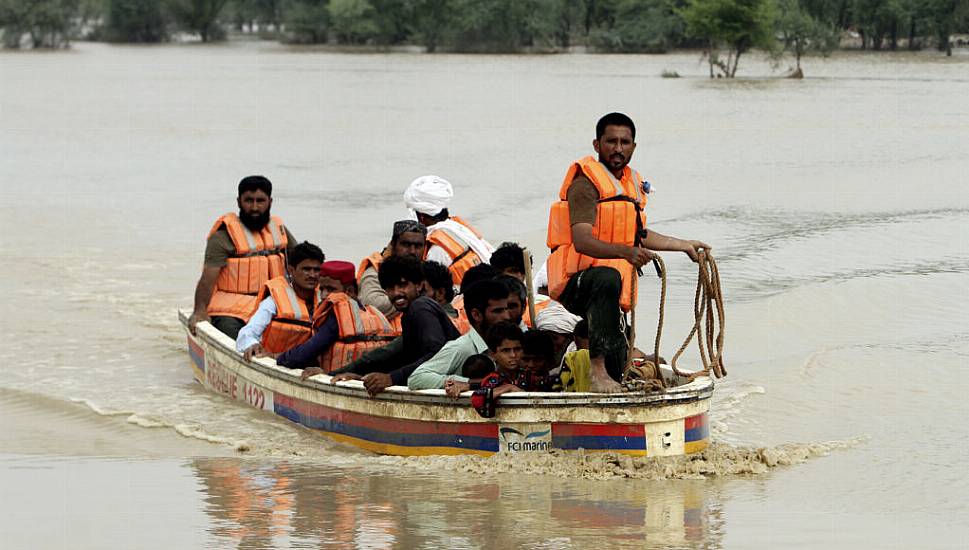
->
[[2, 41, 968, 548]]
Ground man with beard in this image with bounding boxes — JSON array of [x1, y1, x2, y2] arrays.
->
[[188, 176, 298, 339], [356, 220, 427, 330], [545, 112, 710, 392], [314, 256, 461, 396]]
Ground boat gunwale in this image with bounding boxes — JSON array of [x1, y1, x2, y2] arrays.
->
[[180, 309, 715, 409]]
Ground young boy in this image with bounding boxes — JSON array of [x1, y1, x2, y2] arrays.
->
[[517, 330, 557, 392], [447, 321, 523, 416]]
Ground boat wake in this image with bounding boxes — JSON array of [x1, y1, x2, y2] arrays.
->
[[375, 438, 866, 480]]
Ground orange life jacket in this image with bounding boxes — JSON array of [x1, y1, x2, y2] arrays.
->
[[449, 295, 474, 335], [311, 293, 397, 372], [356, 251, 384, 284], [207, 213, 289, 320], [425, 216, 486, 286], [389, 313, 403, 336], [523, 296, 554, 329], [254, 276, 322, 354], [546, 156, 647, 312]]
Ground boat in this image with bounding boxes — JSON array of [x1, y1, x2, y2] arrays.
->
[[180, 309, 714, 457]]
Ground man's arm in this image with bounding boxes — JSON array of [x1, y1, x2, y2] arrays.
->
[[276, 316, 339, 369], [640, 230, 710, 262], [571, 223, 655, 268], [235, 298, 277, 353], [407, 339, 470, 390], [188, 265, 221, 334]]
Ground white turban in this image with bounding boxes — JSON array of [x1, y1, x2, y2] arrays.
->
[[535, 301, 582, 334], [404, 175, 453, 216]]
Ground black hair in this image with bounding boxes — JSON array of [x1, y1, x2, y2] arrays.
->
[[422, 260, 454, 302], [288, 241, 325, 267], [459, 263, 500, 295], [461, 354, 495, 379], [522, 330, 555, 361], [595, 112, 636, 141], [378, 255, 424, 289], [463, 279, 508, 324], [489, 242, 531, 275], [573, 319, 589, 339], [485, 321, 524, 352], [238, 175, 272, 197], [496, 274, 526, 302]]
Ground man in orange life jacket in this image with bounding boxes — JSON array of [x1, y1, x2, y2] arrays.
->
[[235, 242, 326, 360], [546, 112, 710, 392], [357, 219, 428, 328], [324, 256, 463, 396], [275, 261, 395, 370], [188, 176, 298, 339], [404, 175, 495, 287]]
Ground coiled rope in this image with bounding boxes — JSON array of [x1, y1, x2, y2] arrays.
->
[[623, 249, 726, 390]]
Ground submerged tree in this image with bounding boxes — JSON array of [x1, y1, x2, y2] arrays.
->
[[104, 0, 168, 42], [680, 0, 776, 77], [775, 0, 838, 74], [169, 0, 230, 41], [0, 0, 80, 48]]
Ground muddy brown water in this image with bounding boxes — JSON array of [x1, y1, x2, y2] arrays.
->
[[1, 41, 967, 548]]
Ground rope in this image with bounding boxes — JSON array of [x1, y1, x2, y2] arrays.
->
[[622, 250, 727, 390]]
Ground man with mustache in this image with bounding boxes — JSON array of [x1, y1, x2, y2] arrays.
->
[[188, 176, 298, 339], [356, 220, 428, 332], [546, 112, 711, 392]]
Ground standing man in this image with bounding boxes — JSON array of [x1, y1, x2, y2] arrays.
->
[[546, 112, 710, 392], [403, 175, 495, 287], [236, 242, 326, 359], [188, 176, 297, 338], [357, 220, 428, 329]]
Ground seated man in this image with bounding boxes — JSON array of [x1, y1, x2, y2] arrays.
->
[[407, 279, 511, 390], [489, 242, 529, 280], [496, 274, 527, 329], [357, 220, 427, 331], [275, 261, 396, 371], [236, 242, 326, 359], [534, 301, 583, 366], [324, 256, 462, 395]]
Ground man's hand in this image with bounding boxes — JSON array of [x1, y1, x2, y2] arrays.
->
[[681, 240, 712, 262], [624, 246, 657, 269], [302, 367, 327, 380], [330, 372, 362, 383], [362, 373, 393, 397], [243, 344, 267, 361], [444, 379, 470, 399], [187, 311, 209, 336]]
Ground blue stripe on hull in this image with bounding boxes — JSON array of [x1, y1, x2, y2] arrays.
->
[[685, 424, 709, 443], [553, 435, 647, 451], [274, 402, 500, 452]]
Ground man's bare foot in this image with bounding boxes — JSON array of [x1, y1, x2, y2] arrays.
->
[[589, 356, 622, 393]]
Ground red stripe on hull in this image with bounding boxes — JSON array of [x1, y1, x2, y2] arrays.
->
[[552, 423, 645, 438], [684, 413, 708, 431], [274, 394, 499, 438]]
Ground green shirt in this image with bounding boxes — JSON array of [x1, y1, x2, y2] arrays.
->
[[407, 328, 487, 390]]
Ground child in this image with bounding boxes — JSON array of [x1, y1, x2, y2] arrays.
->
[[450, 321, 524, 417], [517, 330, 557, 392]]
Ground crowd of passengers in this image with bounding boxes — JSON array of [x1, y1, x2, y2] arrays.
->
[[187, 174, 648, 417], [188, 114, 710, 414]]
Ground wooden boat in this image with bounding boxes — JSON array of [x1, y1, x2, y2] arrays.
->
[[180, 310, 714, 457]]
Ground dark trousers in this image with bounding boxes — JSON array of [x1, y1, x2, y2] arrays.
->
[[211, 315, 245, 340], [558, 266, 627, 381]]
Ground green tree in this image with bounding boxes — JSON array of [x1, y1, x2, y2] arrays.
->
[[169, 0, 230, 41], [226, 0, 282, 32], [327, 0, 378, 43], [924, 0, 969, 55], [775, 0, 837, 72], [104, 0, 168, 42], [407, 0, 452, 52], [590, 0, 685, 52], [680, 0, 776, 77], [280, 0, 328, 43], [447, 0, 539, 52], [0, 0, 80, 48]]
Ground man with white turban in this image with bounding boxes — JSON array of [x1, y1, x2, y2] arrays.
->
[[403, 175, 495, 287], [535, 301, 583, 365]]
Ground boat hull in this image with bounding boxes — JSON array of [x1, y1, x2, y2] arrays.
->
[[182, 311, 713, 457]]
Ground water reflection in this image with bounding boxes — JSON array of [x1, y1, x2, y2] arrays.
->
[[191, 458, 723, 549]]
